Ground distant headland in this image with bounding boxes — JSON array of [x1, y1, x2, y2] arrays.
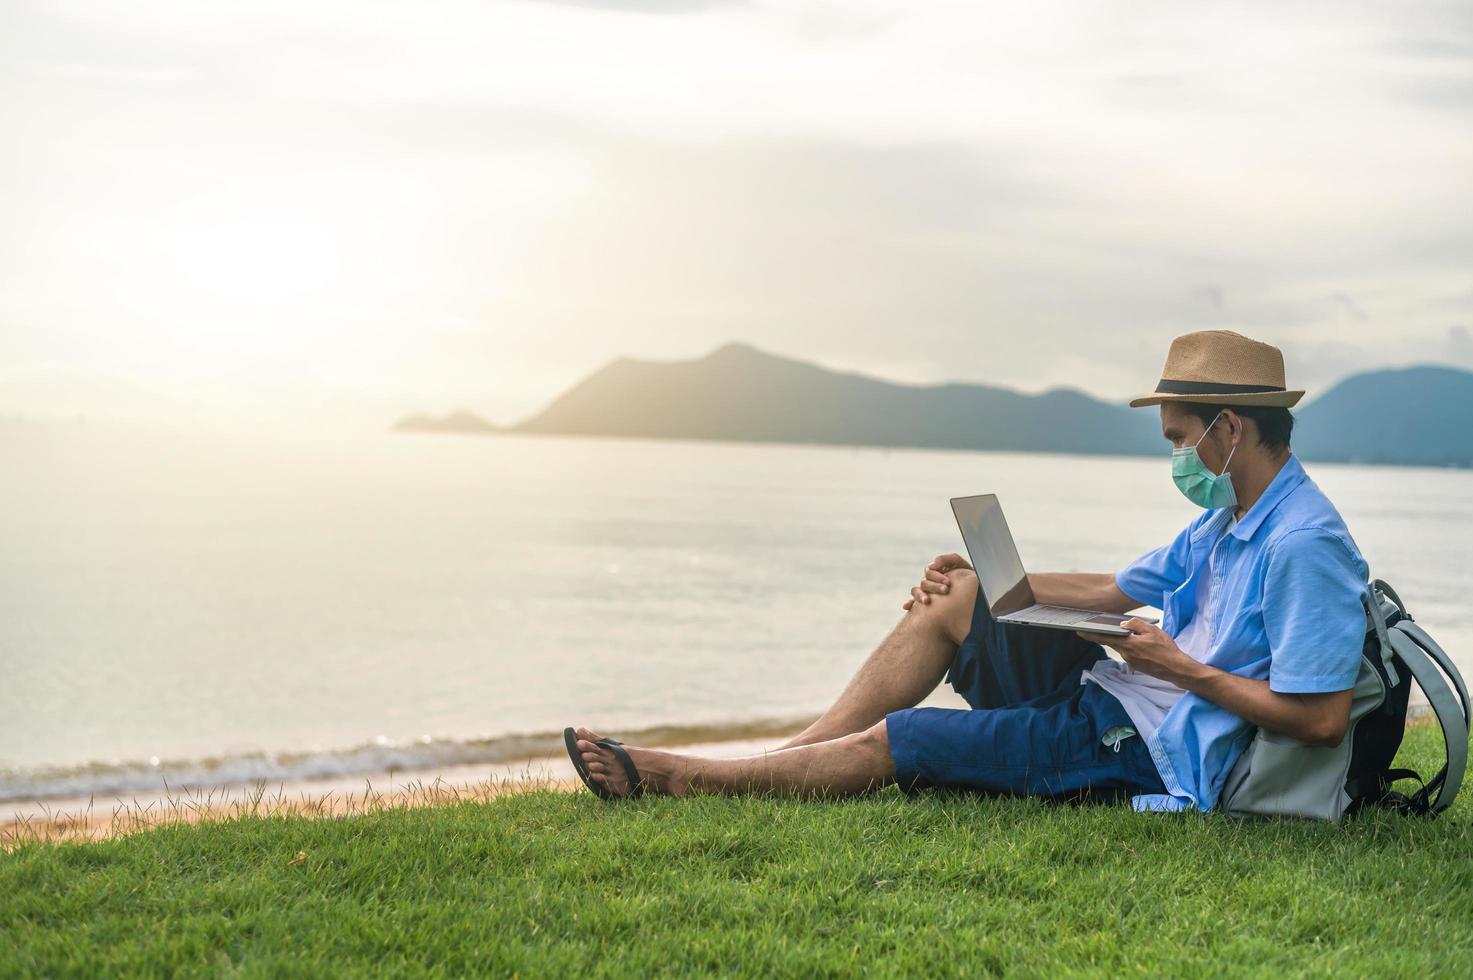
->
[[394, 342, 1473, 468], [393, 410, 500, 435]]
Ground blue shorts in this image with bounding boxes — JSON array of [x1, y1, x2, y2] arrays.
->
[[885, 593, 1168, 801]]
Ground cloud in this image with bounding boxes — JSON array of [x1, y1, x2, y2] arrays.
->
[[34, 62, 193, 85], [1392, 75, 1473, 110], [1333, 291, 1369, 323], [1, 0, 1471, 427], [1188, 285, 1226, 313], [1437, 324, 1473, 365], [1371, 37, 1473, 60], [516, 0, 743, 10]]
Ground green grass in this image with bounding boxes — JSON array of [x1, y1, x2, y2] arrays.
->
[[3, 723, 1471, 978]]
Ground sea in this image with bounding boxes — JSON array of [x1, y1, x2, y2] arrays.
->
[[3, 423, 1470, 807]]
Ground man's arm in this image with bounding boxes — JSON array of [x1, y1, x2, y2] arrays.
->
[[1086, 619, 1353, 746], [1029, 572, 1141, 614], [912, 520, 1197, 612], [907, 554, 1148, 607], [1186, 667, 1352, 747], [906, 557, 1147, 613]]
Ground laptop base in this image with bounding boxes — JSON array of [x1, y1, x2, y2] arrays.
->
[[997, 608, 1158, 637]]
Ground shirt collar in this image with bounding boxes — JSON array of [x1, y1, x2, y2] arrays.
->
[[1226, 452, 1306, 542]]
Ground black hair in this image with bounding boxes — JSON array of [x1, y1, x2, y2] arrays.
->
[[1183, 402, 1294, 454]]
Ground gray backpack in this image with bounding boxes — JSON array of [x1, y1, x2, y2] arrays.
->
[[1220, 579, 1468, 822]]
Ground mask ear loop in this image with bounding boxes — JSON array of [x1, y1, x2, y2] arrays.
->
[[1193, 410, 1225, 451], [1216, 416, 1239, 478], [1194, 410, 1237, 477]]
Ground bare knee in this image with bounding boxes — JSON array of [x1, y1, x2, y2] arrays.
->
[[853, 719, 890, 753], [850, 721, 896, 781], [906, 567, 977, 646]]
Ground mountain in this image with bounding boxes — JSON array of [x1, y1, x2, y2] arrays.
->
[[1294, 365, 1473, 467], [400, 342, 1161, 456], [394, 410, 501, 435], [394, 342, 1473, 467]]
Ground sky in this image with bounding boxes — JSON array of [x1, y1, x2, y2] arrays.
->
[[2, 0, 1471, 431]]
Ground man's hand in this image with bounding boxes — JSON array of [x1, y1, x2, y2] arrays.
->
[[902, 553, 973, 610], [1080, 619, 1207, 688]]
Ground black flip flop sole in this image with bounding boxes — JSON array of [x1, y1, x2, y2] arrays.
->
[[565, 727, 614, 799], [563, 727, 644, 801]]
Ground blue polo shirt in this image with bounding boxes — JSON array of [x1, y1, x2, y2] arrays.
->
[[1113, 453, 1370, 812]]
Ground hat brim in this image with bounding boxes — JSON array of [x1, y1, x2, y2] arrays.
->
[[1128, 390, 1305, 409]]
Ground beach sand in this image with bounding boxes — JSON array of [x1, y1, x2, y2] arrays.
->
[[1, 734, 795, 847]]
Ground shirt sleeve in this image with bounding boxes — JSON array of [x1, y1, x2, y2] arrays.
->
[[1114, 520, 1197, 609], [1262, 527, 1368, 694]]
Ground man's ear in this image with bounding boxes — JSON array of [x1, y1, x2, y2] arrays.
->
[[1220, 408, 1243, 447]]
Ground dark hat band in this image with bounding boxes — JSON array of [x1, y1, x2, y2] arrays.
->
[[1154, 378, 1286, 395]]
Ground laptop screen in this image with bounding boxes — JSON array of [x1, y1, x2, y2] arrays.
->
[[949, 494, 1034, 617]]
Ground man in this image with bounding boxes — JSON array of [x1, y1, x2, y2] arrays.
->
[[569, 329, 1370, 812]]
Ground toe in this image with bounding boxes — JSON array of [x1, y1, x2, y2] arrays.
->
[[569, 727, 636, 798]]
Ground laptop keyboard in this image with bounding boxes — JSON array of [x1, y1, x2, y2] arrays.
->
[[1007, 605, 1101, 625]]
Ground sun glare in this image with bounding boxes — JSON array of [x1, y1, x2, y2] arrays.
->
[[162, 213, 353, 318]]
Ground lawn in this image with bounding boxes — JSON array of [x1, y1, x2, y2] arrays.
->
[[3, 722, 1470, 977]]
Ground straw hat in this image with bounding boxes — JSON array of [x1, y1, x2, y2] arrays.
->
[[1129, 330, 1305, 408]]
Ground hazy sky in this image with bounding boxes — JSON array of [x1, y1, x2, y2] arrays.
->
[[2, 0, 1471, 431]]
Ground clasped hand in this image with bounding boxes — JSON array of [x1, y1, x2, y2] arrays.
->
[[1080, 619, 1201, 687], [902, 553, 971, 610]]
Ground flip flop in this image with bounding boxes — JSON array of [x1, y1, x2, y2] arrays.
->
[[563, 728, 645, 800]]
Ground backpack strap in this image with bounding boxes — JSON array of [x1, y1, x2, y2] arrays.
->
[[1373, 578, 1409, 616], [1363, 583, 1401, 687], [1398, 621, 1471, 725], [1387, 626, 1469, 814]]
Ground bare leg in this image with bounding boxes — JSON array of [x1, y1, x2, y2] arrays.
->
[[574, 723, 895, 799], [777, 569, 979, 749]]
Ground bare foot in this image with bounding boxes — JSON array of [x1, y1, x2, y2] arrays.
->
[[574, 727, 687, 798]]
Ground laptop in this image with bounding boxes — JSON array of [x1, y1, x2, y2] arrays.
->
[[949, 493, 1157, 636]]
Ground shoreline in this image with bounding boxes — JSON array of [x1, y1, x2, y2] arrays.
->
[[1, 733, 796, 847], [0, 714, 819, 809]]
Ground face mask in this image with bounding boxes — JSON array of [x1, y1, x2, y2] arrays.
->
[[1172, 410, 1238, 510]]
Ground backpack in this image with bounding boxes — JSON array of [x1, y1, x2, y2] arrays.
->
[[1219, 579, 1469, 821]]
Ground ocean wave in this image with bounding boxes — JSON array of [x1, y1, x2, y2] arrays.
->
[[0, 716, 811, 804]]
